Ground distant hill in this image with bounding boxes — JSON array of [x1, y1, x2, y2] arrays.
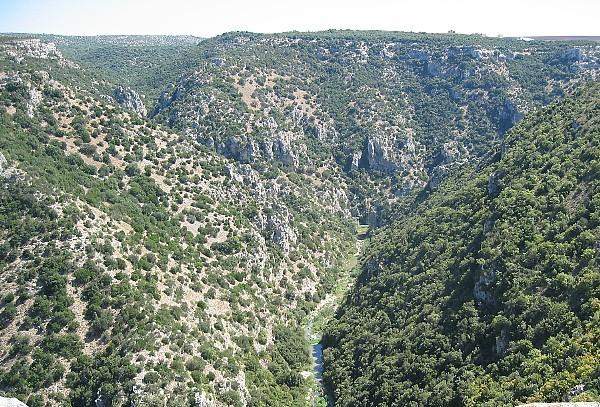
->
[[531, 36, 600, 42]]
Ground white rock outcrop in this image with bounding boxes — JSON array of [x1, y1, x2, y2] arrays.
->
[[0, 397, 29, 407], [114, 85, 147, 116], [14, 39, 60, 59], [0, 151, 17, 181]]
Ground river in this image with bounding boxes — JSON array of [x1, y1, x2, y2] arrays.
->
[[305, 224, 369, 406]]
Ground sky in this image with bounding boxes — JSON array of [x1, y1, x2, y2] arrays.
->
[[0, 0, 598, 38]]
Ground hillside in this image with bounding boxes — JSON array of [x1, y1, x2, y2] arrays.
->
[[46, 35, 204, 102], [0, 37, 355, 406], [0, 30, 599, 407], [145, 31, 600, 224], [323, 81, 600, 406], [23, 31, 600, 226]]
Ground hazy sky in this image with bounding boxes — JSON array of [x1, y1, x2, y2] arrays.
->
[[1, 0, 598, 38]]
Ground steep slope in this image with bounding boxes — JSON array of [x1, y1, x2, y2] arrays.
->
[[0, 38, 356, 406], [2, 31, 600, 407], [25, 32, 600, 227], [147, 31, 600, 224], [323, 82, 600, 406]]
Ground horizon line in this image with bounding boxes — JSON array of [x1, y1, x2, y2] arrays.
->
[[1, 29, 599, 40]]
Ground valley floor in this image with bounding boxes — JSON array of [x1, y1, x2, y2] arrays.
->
[[305, 224, 369, 406]]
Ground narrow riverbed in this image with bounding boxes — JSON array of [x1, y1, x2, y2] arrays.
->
[[305, 224, 369, 406], [306, 319, 333, 407], [312, 342, 324, 382], [310, 340, 333, 406]]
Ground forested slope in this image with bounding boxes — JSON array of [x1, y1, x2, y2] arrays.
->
[[0, 37, 355, 407], [1, 31, 600, 407], [323, 81, 600, 406]]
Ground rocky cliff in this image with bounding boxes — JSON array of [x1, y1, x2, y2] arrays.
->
[[113, 85, 147, 116], [149, 32, 600, 224]]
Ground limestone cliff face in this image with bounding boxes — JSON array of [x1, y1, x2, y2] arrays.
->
[[357, 133, 422, 177], [113, 85, 147, 116], [496, 98, 524, 133], [553, 47, 600, 72], [204, 131, 301, 168]]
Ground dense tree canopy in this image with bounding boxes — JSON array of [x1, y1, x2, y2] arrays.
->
[[323, 82, 600, 406]]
